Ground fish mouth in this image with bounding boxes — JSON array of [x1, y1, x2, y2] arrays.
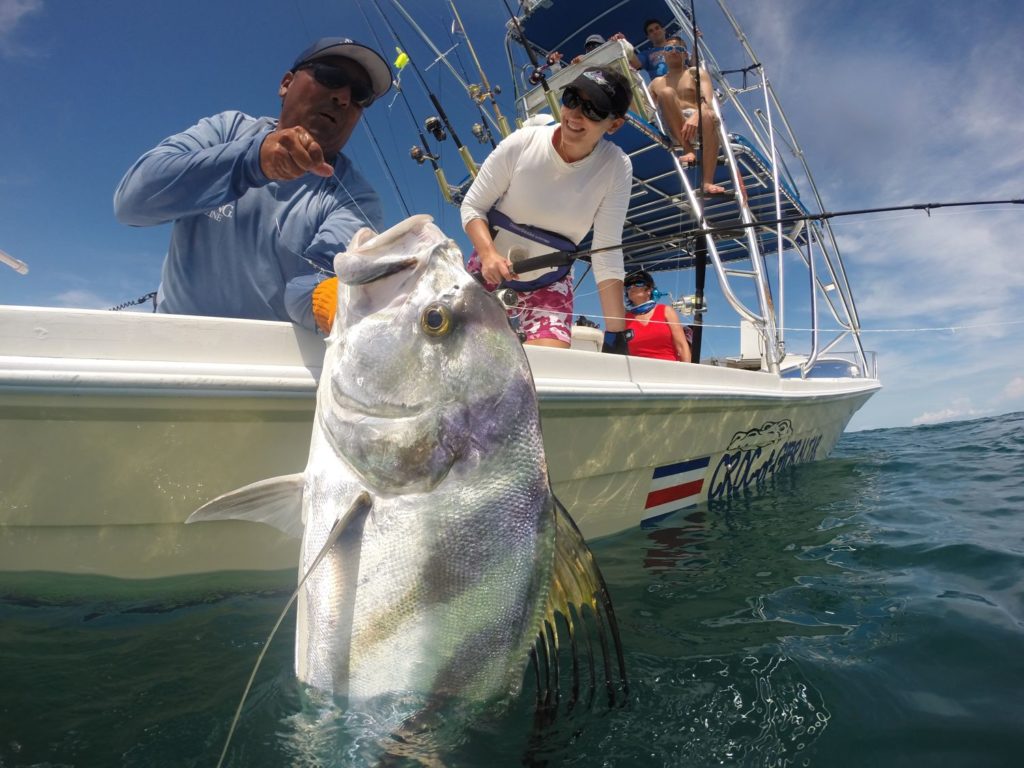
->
[[342, 256, 418, 286], [331, 379, 424, 420]]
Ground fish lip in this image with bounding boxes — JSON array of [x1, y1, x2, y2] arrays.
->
[[331, 381, 423, 419]]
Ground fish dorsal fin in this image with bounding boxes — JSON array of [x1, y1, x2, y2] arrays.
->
[[185, 474, 306, 539], [531, 494, 629, 717], [213, 492, 374, 768]]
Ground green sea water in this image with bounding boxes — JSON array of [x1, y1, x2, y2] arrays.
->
[[2, 412, 1022, 767]]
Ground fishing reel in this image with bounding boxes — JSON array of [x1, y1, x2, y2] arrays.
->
[[493, 287, 527, 342], [468, 83, 503, 104], [528, 54, 560, 86], [471, 122, 491, 144], [493, 287, 520, 311], [673, 294, 708, 317], [424, 116, 446, 142], [409, 146, 438, 165]]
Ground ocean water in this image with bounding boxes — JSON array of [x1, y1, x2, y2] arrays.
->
[[1, 412, 1022, 767]]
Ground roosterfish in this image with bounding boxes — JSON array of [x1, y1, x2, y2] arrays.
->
[[188, 215, 626, 759]]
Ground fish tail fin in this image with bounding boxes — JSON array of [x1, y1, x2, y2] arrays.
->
[[530, 493, 629, 721]]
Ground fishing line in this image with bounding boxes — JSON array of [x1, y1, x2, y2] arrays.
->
[[497, 302, 1024, 336], [361, 121, 411, 217], [212, 494, 372, 768]]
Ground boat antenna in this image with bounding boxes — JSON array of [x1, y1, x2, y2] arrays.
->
[[372, 0, 480, 178], [354, 0, 455, 204], [449, 0, 511, 140], [500, 0, 562, 118]]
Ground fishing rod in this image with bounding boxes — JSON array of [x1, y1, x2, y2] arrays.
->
[[443, 6, 498, 149], [0, 248, 29, 275], [355, 0, 455, 203], [387, 0, 502, 137], [448, 0, 511, 140], [686, 0, 710, 363], [508, 197, 1024, 274], [501, 0, 562, 118], [688, 0, 705, 178], [376, 0, 479, 178]]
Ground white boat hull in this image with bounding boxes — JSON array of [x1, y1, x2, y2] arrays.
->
[[0, 306, 878, 580]]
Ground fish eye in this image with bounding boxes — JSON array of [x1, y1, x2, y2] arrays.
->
[[420, 303, 453, 337]]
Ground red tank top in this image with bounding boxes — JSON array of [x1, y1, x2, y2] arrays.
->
[[626, 304, 678, 361]]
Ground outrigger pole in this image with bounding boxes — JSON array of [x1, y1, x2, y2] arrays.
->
[[448, 0, 511, 139]]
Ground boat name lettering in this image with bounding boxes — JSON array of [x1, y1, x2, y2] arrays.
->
[[708, 433, 822, 500]]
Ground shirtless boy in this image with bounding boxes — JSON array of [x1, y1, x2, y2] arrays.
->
[[648, 36, 726, 196]]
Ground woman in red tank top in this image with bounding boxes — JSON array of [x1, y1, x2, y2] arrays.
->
[[623, 270, 692, 362]]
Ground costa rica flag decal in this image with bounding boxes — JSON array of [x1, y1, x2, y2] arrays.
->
[[642, 456, 711, 523]]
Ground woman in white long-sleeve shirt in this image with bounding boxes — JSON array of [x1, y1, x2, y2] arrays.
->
[[460, 67, 635, 352]]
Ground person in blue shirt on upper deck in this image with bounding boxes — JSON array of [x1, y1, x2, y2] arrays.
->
[[114, 38, 392, 333], [634, 19, 670, 78]]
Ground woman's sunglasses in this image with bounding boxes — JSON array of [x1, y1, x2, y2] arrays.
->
[[297, 63, 375, 108], [561, 88, 611, 122]]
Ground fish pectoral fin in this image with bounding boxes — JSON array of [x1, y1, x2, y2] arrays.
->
[[185, 473, 306, 539], [532, 494, 629, 717]]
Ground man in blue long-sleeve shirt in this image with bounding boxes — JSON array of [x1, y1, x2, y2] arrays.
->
[[114, 38, 391, 332]]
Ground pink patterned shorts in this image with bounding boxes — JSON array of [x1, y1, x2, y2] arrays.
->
[[466, 251, 574, 344]]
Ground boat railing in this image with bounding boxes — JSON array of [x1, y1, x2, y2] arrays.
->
[[504, 0, 875, 382], [707, 0, 872, 379]]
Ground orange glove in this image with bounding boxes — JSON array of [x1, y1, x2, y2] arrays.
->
[[311, 276, 339, 335]]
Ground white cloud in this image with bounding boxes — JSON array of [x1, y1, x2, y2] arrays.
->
[[0, 0, 41, 56], [53, 289, 111, 310], [912, 398, 985, 426], [1002, 377, 1024, 402]]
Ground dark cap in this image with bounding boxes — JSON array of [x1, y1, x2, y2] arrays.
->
[[584, 34, 606, 50], [624, 269, 654, 288], [564, 67, 633, 117], [292, 37, 393, 101]]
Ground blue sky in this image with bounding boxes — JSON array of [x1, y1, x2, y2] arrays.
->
[[1, 0, 1022, 431]]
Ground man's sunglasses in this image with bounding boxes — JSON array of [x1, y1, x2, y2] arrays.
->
[[297, 63, 375, 108], [656, 45, 687, 53], [561, 88, 611, 122]]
